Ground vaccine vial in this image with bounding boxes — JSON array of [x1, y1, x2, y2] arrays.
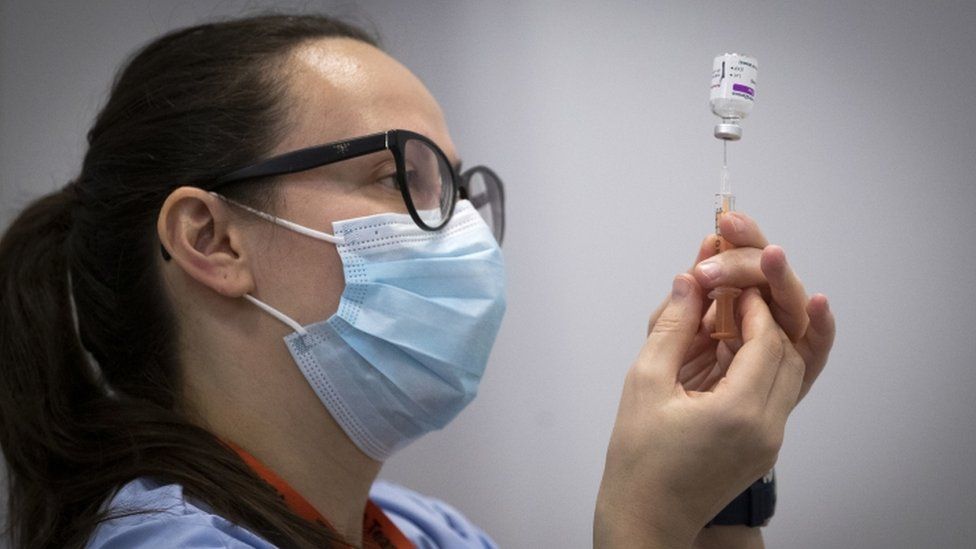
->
[[709, 53, 758, 140]]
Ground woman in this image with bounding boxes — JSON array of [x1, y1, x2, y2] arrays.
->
[[0, 13, 834, 549]]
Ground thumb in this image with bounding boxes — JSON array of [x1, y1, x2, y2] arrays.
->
[[635, 274, 704, 391]]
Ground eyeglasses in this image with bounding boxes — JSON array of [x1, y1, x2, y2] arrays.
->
[[210, 129, 506, 244]]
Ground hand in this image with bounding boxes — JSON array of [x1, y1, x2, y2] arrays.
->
[[647, 212, 834, 404], [595, 276, 807, 549], [622, 213, 835, 548]]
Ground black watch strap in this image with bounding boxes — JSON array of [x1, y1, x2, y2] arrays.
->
[[706, 469, 776, 527]]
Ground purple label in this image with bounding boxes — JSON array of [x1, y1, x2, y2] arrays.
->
[[732, 83, 755, 97]]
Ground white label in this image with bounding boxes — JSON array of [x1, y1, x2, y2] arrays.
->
[[710, 53, 759, 119]]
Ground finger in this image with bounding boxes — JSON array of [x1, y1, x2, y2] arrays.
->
[[700, 366, 727, 393], [681, 325, 716, 367], [693, 247, 764, 290], [678, 348, 719, 388], [761, 246, 810, 341], [718, 211, 770, 249], [693, 212, 767, 291], [716, 339, 736, 372], [647, 235, 719, 335], [678, 314, 720, 390], [697, 341, 735, 392], [694, 244, 811, 342], [719, 288, 784, 404], [794, 294, 836, 403], [636, 274, 705, 389], [701, 300, 716, 334], [693, 234, 720, 265], [721, 332, 743, 356], [764, 336, 805, 421]]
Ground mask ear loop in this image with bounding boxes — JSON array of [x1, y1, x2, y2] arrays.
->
[[209, 192, 340, 337], [243, 294, 308, 336]]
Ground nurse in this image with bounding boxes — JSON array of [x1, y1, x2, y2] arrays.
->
[[0, 13, 833, 549]]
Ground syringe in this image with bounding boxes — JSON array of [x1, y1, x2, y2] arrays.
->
[[708, 53, 758, 340], [710, 142, 741, 340]]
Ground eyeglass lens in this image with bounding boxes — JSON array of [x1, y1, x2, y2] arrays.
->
[[464, 168, 504, 244], [402, 138, 454, 228]]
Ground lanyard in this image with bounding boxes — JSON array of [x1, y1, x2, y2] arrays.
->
[[227, 441, 414, 549]]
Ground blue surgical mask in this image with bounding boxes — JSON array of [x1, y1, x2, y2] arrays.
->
[[221, 197, 506, 461]]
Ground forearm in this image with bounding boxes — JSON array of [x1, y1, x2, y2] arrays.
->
[[693, 526, 764, 549]]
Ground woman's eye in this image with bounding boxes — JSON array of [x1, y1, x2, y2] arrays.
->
[[376, 174, 400, 191], [376, 168, 419, 191]]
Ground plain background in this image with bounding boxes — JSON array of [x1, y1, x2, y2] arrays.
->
[[2, 1, 975, 547]]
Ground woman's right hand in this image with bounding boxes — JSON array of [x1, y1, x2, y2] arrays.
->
[[594, 275, 805, 549]]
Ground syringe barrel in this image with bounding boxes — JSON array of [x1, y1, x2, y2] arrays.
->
[[715, 191, 734, 216], [714, 192, 735, 253], [711, 192, 739, 340]]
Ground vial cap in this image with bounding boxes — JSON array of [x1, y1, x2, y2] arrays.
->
[[714, 123, 742, 141]]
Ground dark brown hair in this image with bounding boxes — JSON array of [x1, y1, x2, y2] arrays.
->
[[0, 13, 377, 548]]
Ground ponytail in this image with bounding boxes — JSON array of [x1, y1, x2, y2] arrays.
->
[[0, 185, 103, 545]]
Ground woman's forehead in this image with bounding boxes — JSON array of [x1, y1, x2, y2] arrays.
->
[[277, 38, 456, 161]]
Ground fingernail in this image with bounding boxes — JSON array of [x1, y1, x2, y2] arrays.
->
[[672, 276, 690, 298], [698, 261, 721, 283]]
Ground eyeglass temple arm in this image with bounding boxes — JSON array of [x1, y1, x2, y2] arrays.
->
[[213, 132, 390, 186]]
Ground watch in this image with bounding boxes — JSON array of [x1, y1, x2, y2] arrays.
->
[[706, 469, 776, 527]]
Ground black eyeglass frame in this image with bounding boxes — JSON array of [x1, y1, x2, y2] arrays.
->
[[161, 129, 504, 261], [212, 129, 460, 233], [457, 165, 505, 244]]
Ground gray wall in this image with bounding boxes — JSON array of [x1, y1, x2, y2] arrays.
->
[[3, 1, 975, 547]]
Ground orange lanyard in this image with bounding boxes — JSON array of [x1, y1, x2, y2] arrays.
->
[[227, 441, 414, 549]]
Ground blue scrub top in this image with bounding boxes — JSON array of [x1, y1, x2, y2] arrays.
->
[[87, 477, 497, 549]]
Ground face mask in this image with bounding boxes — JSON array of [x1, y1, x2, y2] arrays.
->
[[224, 197, 507, 461]]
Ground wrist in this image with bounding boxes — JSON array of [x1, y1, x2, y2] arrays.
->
[[594, 489, 698, 549]]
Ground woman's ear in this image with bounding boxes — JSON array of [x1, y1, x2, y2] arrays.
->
[[157, 187, 254, 297]]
